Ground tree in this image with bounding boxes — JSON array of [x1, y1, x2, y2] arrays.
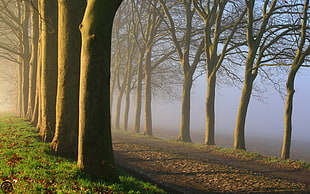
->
[[50, 0, 86, 159], [39, 0, 58, 142], [0, 0, 31, 117], [78, 0, 122, 180], [159, 0, 204, 142], [234, 0, 294, 150], [281, 0, 310, 159], [26, 0, 39, 120], [20, 1, 30, 118], [193, 0, 246, 145]]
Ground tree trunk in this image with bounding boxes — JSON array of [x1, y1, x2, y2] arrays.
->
[[21, 1, 30, 118], [114, 89, 124, 130], [122, 42, 134, 131], [50, 0, 86, 159], [234, 69, 254, 150], [17, 63, 22, 116], [205, 71, 216, 145], [133, 52, 144, 133], [31, 35, 41, 127], [178, 71, 192, 142], [281, 86, 294, 160], [78, 0, 122, 180], [26, 0, 39, 120], [281, 65, 299, 160], [123, 86, 131, 131], [39, 0, 58, 142], [143, 47, 153, 136]]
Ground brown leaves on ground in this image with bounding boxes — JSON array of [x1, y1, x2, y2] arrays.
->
[[113, 132, 310, 193]]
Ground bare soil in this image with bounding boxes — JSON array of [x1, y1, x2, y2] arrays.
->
[[112, 131, 310, 194]]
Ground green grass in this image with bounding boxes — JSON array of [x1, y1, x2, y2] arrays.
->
[[0, 116, 166, 194]]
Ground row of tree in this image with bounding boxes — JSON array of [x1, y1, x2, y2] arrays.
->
[[0, 0, 309, 180], [0, 0, 122, 180], [111, 0, 310, 160]]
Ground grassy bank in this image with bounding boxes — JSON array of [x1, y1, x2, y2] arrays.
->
[[0, 116, 166, 194], [166, 137, 310, 171]]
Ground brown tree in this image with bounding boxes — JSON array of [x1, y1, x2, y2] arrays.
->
[[193, 0, 246, 145], [39, 0, 58, 142], [159, 0, 204, 142], [78, 0, 122, 180], [50, 0, 86, 159], [281, 0, 310, 159]]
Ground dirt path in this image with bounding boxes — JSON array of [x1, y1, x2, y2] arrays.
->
[[112, 131, 310, 194]]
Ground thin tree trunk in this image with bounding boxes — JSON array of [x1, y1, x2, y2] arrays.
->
[[114, 90, 124, 130], [234, 70, 254, 150], [17, 63, 22, 116], [178, 72, 192, 142], [78, 0, 122, 180], [281, 79, 295, 160], [143, 46, 153, 136], [123, 86, 131, 131], [133, 52, 144, 133], [32, 32, 42, 127], [26, 0, 39, 120], [21, 1, 30, 118], [205, 71, 216, 145]]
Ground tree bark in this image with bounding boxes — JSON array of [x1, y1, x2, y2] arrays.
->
[[114, 88, 124, 130], [78, 0, 122, 180], [21, 1, 30, 118], [281, 0, 309, 160], [133, 51, 144, 133], [143, 46, 153, 136], [31, 29, 42, 127], [234, 68, 255, 150], [39, 0, 58, 142], [50, 0, 86, 159], [26, 0, 39, 120], [205, 71, 216, 145], [178, 71, 193, 142], [281, 77, 296, 160]]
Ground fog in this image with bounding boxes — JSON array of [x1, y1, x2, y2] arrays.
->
[[0, 60, 16, 113], [114, 68, 310, 162]]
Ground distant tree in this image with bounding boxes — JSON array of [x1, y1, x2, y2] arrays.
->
[[281, 0, 310, 159], [130, 0, 147, 134], [20, 1, 30, 118], [39, 0, 58, 142], [159, 0, 204, 142], [193, 0, 246, 145], [0, 1, 30, 117], [111, 4, 136, 130], [26, 0, 39, 120], [78, 0, 122, 180], [234, 0, 296, 150], [50, 0, 86, 159]]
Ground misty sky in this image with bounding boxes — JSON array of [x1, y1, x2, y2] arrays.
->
[[151, 67, 310, 143]]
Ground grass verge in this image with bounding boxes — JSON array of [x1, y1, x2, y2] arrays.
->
[[167, 137, 310, 171], [0, 116, 166, 194]]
